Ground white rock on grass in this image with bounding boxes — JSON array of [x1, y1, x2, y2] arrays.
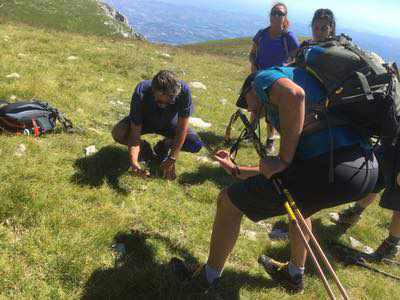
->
[[219, 98, 228, 105], [14, 144, 26, 157], [17, 53, 26, 57], [242, 230, 257, 241], [117, 100, 124, 105], [161, 53, 171, 58], [189, 117, 211, 129], [9, 95, 17, 101], [6, 73, 20, 79], [349, 236, 363, 248], [67, 56, 78, 61], [363, 246, 374, 254], [117, 88, 124, 92], [84, 145, 97, 156], [190, 81, 207, 90]]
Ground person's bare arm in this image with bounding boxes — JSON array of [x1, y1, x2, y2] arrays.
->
[[170, 116, 189, 159], [249, 42, 258, 73], [259, 78, 305, 178]]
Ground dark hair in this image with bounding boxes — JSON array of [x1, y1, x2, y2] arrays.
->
[[151, 70, 181, 95], [311, 9, 336, 36], [270, 2, 290, 31], [236, 73, 256, 109]]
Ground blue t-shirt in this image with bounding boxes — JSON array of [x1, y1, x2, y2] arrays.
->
[[129, 80, 193, 129], [253, 28, 300, 69], [254, 67, 370, 159]]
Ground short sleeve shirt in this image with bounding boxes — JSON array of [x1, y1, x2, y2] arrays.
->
[[129, 80, 193, 129], [253, 28, 300, 69], [254, 67, 370, 159]]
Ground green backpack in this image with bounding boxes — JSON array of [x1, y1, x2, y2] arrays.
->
[[296, 34, 400, 143]]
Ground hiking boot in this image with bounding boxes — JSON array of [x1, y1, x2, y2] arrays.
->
[[329, 206, 362, 228], [138, 140, 155, 163], [266, 139, 275, 155], [372, 239, 400, 261], [154, 139, 171, 163], [170, 257, 222, 299], [258, 255, 304, 294]]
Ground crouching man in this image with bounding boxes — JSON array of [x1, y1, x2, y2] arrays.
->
[[170, 68, 378, 296], [112, 70, 203, 180]]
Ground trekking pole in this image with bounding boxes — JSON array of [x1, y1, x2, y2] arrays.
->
[[236, 110, 350, 300]]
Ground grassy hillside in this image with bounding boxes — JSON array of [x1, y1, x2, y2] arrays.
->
[[0, 8, 399, 300], [0, 0, 131, 37]]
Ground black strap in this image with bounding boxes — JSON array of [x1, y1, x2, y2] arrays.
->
[[355, 72, 374, 101]]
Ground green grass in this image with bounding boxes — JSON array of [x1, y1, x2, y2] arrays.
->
[[0, 0, 131, 38], [0, 13, 399, 300]]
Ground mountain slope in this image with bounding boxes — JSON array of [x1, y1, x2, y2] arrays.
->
[[0, 0, 138, 38]]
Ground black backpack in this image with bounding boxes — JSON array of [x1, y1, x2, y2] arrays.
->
[[295, 34, 400, 185], [295, 34, 400, 142], [0, 100, 74, 136]]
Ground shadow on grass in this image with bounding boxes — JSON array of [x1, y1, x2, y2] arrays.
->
[[71, 145, 130, 195], [198, 131, 227, 151], [178, 165, 233, 190], [259, 217, 350, 279], [82, 230, 276, 300]]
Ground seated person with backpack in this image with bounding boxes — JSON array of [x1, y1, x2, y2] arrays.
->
[[112, 70, 203, 180], [170, 68, 378, 295]]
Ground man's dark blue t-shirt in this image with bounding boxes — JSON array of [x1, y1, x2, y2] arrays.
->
[[129, 80, 193, 130]]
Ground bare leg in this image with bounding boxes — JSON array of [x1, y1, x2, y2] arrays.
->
[[357, 193, 377, 209], [207, 189, 243, 272], [389, 211, 400, 238], [289, 217, 311, 268]]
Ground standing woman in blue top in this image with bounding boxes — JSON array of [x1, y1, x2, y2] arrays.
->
[[248, 2, 300, 153], [249, 2, 300, 72]]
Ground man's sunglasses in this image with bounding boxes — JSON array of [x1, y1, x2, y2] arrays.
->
[[271, 11, 287, 17]]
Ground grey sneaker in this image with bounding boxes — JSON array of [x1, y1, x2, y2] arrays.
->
[[266, 139, 275, 155], [373, 239, 400, 261], [329, 206, 362, 228], [258, 255, 304, 294]]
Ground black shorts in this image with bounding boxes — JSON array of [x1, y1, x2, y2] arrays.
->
[[373, 145, 400, 212], [227, 145, 379, 222]]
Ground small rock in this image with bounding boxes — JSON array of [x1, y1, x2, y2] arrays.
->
[[84, 145, 97, 156], [190, 81, 207, 90], [242, 230, 257, 241], [9, 95, 17, 101], [67, 56, 78, 61], [219, 98, 227, 105], [117, 100, 124, 105], [112, 243, 126, 255], [17, 53, 26, 57], [14, 144, 26, 157], [117, 88, 124, 92], [99, 78, 104, 82], [189, 117, 211, 129], [269, 228, 288, 240], [6, 73, 20, 79], [329, 212, 340, 223], [363, 246, 374, 254], [161, 53, 171, 58], [349, 236, 363, 248]]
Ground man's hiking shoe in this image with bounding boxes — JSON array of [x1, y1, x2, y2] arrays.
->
[[154, 139, 170, 162], [138, 140, 155, 162], [373, 239, 400, 261], [329, 206, 362, 228], [170, 257, 222, 299], [258, 255, 304, 294]]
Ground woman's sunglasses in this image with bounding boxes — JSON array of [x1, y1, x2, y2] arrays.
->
[[271, 10, 287, 17]]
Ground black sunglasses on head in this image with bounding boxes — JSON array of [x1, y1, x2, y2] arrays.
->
[[271, 10, 286, 17]]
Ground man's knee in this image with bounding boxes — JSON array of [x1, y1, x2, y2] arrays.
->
[[217, 189, 243, 218], [112, 117, 130, 145], [182, 134, 203, 153]]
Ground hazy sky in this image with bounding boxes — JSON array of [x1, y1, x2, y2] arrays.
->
[[163, 0, 400, 38]]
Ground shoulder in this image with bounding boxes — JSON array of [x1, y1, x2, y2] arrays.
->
[[179, 80, 190, 93], [253, 28, 268, 42], [135, 80, 152, 94], [285, 31, 299, 42]]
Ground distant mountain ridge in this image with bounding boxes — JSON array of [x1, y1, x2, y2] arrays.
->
[[103, 0, 400, 63]]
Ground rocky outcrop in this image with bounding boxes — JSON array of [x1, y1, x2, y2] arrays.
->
[[97, 1, 145, 40]]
